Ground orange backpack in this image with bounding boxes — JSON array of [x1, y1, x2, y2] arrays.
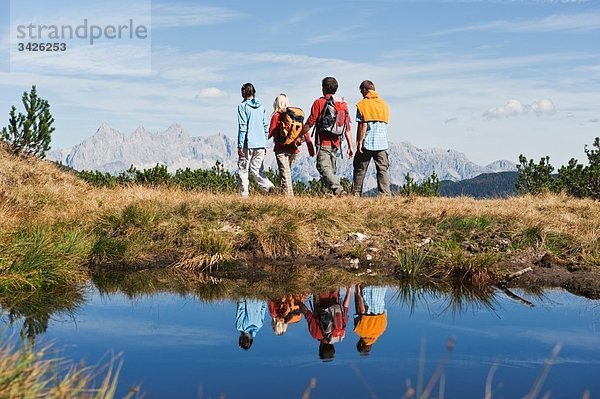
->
[[278, 107, 305, 146]]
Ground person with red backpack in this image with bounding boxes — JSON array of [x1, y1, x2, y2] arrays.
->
[[297, 287, 352, 361], [299, 77, 353, 196], [268, 93, 315, 196]]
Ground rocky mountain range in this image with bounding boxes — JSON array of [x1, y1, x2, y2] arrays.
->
[[47, 123, 517, 188]]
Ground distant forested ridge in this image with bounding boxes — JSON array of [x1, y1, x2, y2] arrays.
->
[[439, 172, 518, 198]]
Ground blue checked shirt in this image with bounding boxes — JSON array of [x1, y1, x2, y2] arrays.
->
[[356, 110, 389, 151], [359, 286, 387, 315]]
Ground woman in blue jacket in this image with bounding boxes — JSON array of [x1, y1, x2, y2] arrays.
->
[[237, 83, 274, 197]]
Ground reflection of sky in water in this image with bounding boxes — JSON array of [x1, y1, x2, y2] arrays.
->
[[3, 288, 600, 399]]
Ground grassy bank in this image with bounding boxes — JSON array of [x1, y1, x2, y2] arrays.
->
[[1, 145, 599, 295]]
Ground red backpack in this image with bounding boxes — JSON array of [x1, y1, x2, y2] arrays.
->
[[318, 303, 346, 344], [317, 97, 349, 137]]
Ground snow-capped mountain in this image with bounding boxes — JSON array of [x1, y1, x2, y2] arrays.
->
[[47, 124, 516, 187]]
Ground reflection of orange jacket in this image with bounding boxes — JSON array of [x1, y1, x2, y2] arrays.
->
[[268, 295, 304, 324], [354, 313, 387, 345]]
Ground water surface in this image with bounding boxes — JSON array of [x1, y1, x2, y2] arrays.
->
[[2, 283, 599, 399]]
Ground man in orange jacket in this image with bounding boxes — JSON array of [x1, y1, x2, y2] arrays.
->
[[353, 80, 391, 196], [354, 284, 387, 355]]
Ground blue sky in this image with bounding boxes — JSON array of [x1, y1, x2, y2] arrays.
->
[[1, 0, 599, 165]]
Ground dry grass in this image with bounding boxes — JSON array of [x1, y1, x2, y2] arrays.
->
[[0, 338, 137, 399], [1, 145, 599, 289]]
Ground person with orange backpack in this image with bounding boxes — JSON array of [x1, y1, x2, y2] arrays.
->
[[297, 287, 352, 361], [268, 293, 306, 336], [268, 94, 315, 196], [299, 77, 353, 196]]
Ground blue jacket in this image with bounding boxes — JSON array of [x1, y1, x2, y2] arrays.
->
[[236, 299, 267, 338], [237, 98, 269, 149]]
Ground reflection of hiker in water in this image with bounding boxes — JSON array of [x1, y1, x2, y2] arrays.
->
[[268, 294, 305, 336], [297, 287, 352, 360], [354, 285, 387, 356], [236, 299, 267, 350]]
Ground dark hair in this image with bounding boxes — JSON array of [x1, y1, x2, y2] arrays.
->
[[356, 339, 372, 356], [239, 332, 253, 350], [359, 80, 375, 92], [319, 342, 335, 360], [321, 77, 338, 95], [241, 83, 256, 99]]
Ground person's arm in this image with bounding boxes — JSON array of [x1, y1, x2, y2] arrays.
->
[[356, 122, 367, 154], [297, 300, 310, 316], [303, 131, 315, 157], [268, 113, 279, 140], [355, 109, 367, 154], [262, 107, 269, 140], [354, 284, 365, 314], [300, 99, 321, 137], [237, 105, 247, 157], [344, 130, 354, 158], [342, 286, 352, 311]]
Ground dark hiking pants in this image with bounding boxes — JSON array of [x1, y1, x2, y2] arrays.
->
[[352, 149, 391, 196]]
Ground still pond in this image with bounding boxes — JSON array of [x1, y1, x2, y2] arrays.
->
[[2, 281, 599, 399]]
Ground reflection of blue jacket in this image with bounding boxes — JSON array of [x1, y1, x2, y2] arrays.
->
[[237, 98, 269, 149], [236, 299, 267, 338]]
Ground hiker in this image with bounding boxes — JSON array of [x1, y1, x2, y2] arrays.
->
[[268, 294, 306, 336], [297, 287, 352, 360], [236, 299, 267, 350], [268, 94, 315, 196], [352, 80, 391, 196], [300, 77, 353, 196], [237, 83, 275, 197], [354, 284, 387, 356]]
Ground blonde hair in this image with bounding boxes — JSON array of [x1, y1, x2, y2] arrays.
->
[[273, 93, 290, 113], [271, 317, 288, 336]]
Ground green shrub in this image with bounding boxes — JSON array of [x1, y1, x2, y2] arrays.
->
[[517, 137, 599, 199]]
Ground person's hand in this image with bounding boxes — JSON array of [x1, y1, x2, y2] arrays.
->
[[347, 146, 354, 158], [357, 141, 363, 154], [237, 148, 245, 158]]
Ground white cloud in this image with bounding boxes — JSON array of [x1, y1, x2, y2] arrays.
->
[[484, 99, 525, 119], [151, 4, 239, 28], [432, 12, 600, 36], [483, 99, 556, 120], [196, 87, 228, 99], [530, 99, 557, 116]]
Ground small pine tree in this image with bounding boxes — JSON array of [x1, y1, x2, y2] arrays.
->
[[517, 137, 599, 199], [1, 86, 55, 158], [515, 155, 557, 194]]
